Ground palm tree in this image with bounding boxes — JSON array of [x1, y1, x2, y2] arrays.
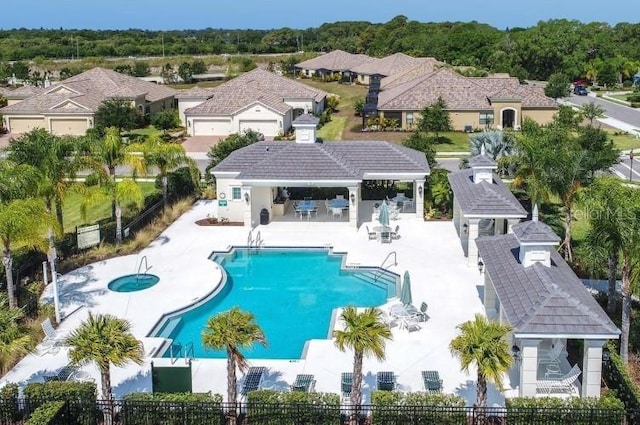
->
[[449, 314, 513, 409], [202, 307, 266, 424], [127, 135, 198, 207], [6, 129, 80, 231], [66, 313, 143, 424], [580, 102, 605, 127], [0, 294, 33, 374], [80, 178, 144, 245], [334, 306, 392, 422], [0, 198, 52, 308]]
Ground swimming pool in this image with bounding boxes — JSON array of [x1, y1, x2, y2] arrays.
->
[[153, 248, 398, 359]]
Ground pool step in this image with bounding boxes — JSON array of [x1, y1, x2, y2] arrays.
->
[[158, 317, 182, 339], [351, 269, 398, 291]]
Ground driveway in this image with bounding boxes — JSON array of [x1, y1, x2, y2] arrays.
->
[[181, 136, 224, 153], [566, 94, 640, 130]]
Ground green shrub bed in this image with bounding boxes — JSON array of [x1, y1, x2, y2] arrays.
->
[[121, 392, 223, 425], [246, 390, 340, 425], [371, 391, 466, 425]]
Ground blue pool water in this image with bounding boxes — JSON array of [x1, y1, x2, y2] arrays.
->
[[154, 248, 396, 359], [108, 274, 160, 292]]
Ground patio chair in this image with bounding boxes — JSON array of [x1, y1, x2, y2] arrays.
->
[[291, 374, 315, 392], [44, 365, 79, 382], [402, 316, 422, 332], [376, 371, 396, 391], [365, 226, 377, 241], [325, 199, 331, 216], [391, 225, 400, 240], [41, 318, 68, 346], [422, 370, 443, 393], [241, 366, 266, 396], [538, 342, 565, 365], [403, 199, 414, 211], [536, 364, 581, 395], [417, 302, 429, 322], [332, 207, 343, 219], [336, 195, 344, 200], [341, 372, 353, 397], [380, 231, 392, 244]]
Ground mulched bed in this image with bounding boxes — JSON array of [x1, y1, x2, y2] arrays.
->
[[195, 219, 244, 226]]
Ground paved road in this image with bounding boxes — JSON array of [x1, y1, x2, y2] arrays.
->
[[567, 94, 640, 129], [612, 153, 640, 182]]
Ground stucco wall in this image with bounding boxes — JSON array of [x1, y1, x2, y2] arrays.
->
[[522, 108, 556, 126], [449, 111, 481, 131], [178, 99, 205, 126], [215, 178, 246, 223], [492, 102, 522, 129]]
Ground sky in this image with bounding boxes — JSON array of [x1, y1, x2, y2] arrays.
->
[[0, 0, 637, 31]]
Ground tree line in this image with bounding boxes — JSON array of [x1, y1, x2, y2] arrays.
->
[[1, 17, 640, 81]]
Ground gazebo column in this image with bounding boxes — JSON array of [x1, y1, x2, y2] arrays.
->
[[466, 218, 480, 267], [414, 179, 425, 219], [507, 218, 520, 233], [452, 199, 460, 235], [582, 339, 606, 397], [495, 218, 505, 235], [348, 185, 359, 227], [242, 186, 253, 227], [519, 339, 541, 397]]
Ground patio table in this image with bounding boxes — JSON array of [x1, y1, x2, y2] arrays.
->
[[296, 201, 317, 220], [329, 199, 349, 209], [391, 195, 412, 203]]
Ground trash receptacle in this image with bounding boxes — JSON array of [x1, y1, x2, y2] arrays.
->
[[260, 208, 269, 225]]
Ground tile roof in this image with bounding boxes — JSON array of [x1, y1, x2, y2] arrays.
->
[[351, 52, 425, 77], [295, 50, 375, 72], [380, 58, 444, 89], [377, 68, 557, 110], [448, 169, 527, 217], [212, 140, 429, 181], [476, 234, 619, 336], [4, 85, 46, 99], [174, 86, 215, 99], [468, 153, 497, 168], [185, 68, 327, 116], [0, 67, 176, 114], [513, 220, 561, 244], [293, 113, 320, 125]]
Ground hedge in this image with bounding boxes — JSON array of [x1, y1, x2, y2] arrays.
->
[[23, 381, 98, 425], [246, 390, 340, 425], [602, 341, 640, 422], [370, 391, 466, 425], [0, 383, 20, 423], [24, 401, 65, 425], [120, 393, 223, 425], [506, 393, 625, 425]]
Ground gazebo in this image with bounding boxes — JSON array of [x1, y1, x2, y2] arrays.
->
[[211, 114, 430, 227]]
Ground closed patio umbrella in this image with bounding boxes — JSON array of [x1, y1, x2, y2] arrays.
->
[[378, 201, 390, 228], [400, 271, 412, 305]]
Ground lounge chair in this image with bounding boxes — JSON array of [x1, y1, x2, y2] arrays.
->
[[538, 342, 565, 365], [536, 364, 581, 395], [241, 366, 266, 396], [376, 371, 395, 391], [341, 372, 353, 397], [291, 374, 315, 392], [44, 365, 79, 382], [366, 226, 377, 241], [422, 370, 443, 393], [41, 318, 68, 346]]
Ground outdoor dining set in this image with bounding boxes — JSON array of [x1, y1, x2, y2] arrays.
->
[[292, 196, 349, 220]]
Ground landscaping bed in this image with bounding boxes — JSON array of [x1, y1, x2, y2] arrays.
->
[[195, 218, 243, 226]]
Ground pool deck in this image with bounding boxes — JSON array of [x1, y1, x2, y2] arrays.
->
[[1, 200, 509, 405]]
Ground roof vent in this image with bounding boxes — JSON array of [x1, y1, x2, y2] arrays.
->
[[469, 150, 497, 184], [292, 113, 319, 144], [513, 205, 561, 268]]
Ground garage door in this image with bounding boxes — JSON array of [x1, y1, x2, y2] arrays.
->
[[8, 117, 45, 133], [193, 119, 232, 136], [50, 119, 88, 136], [239, 120, 279, 137]]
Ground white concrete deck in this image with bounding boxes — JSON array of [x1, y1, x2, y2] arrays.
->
[[1, 200, 508, 405]]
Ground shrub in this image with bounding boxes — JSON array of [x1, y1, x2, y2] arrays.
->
[[24, 401, 65, 425], [506, 393, 625, 425], [0, 383, 20, 423], [24, 381, 97, 404], [121, 393, 223, 425], [630, 102, 640, 108], [371, 391, 466, 425], [627, 94, 640, 103], [602, 341, 640, 423], [155, 166, 200, 199], [247, 390, 340, 425]]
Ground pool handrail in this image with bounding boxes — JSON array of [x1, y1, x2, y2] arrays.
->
[[136, 255, 152, 281]]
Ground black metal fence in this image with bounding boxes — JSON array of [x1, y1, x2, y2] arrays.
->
[[0, 399, 627, 425]]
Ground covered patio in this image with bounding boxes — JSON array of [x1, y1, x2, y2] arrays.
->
[[211, 114, 429, 228]]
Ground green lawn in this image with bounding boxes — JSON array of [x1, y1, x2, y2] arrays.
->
[[606, 130, 640, 151], [434, 132, 472, 152], [62, 182, 159, 233], [300, 80, 367, 110], [129, 126, 161, 137], [318, 117, 347, 140]]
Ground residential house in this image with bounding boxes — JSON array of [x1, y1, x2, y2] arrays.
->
[[295, 50, 374, 82], [352, 53, 441, 85], [0, 67, 177, 135], [183, 69, 327, 137], [377, 68, 557, 131]]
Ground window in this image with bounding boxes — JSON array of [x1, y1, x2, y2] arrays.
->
[[231, 187, 242, 201], [480, 111, 494, 126], [406, 112, 414, 126]]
